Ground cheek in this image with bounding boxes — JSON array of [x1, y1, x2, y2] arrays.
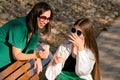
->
[[37, 21, 40, 27], [80, 34, 84, 39]]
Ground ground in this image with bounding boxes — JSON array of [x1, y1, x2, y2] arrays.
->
[[97, 17, 120, 80]]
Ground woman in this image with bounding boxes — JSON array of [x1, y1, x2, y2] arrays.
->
[[0, 2, 53, 72], [45, 18, 101, 80]]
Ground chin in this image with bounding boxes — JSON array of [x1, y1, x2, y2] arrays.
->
[[39, 25, 44, 29], [39, 27, 44, 29], [40, 24, 46, 28]]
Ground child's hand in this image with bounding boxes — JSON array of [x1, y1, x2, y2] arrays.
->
[[68, 33, 84, 51], [52, 53, 65, 66], [72, 45, 78, 58]]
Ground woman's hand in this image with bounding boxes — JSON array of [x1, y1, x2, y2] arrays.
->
[[40, 45, 50, 59], [52, 53, 65, 66], [35, 45, 50, 59], [34, 58, 42, 74]]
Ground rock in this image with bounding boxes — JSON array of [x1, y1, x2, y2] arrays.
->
[[86, 8, 96, 14], [0, 13, 9, 20], [0, 0, 120, 53], [114, 11, 119, 16]]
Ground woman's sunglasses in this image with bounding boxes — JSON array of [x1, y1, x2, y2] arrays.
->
[[39, 16, 51, 21], [71, 28, 82, 36]]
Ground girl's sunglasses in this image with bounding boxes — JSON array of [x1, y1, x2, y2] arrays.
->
[[71, 28, 82, 36], [39, 16, 51, 21]]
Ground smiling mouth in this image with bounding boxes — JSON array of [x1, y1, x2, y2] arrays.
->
[[39, 22, 45, 28], [41, 21, 46, 25]]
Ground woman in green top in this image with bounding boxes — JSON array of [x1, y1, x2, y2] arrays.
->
[[0, 2, 53, 71]]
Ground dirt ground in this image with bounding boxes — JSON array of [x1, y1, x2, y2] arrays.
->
[[97, 17, 120, 80]]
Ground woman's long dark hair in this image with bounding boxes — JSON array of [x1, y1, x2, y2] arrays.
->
[[74, 18, 101, 80], [26, 2, 53, 34]]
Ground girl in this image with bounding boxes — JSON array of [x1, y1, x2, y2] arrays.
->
[[45, 18, 101, 80]]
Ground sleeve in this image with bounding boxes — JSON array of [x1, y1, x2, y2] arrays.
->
[[45, 44, 70, 80], [8, 24, 26, 49], [75, 49, 95, 76]]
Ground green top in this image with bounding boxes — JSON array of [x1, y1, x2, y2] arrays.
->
[[0, 17, 40, 68]]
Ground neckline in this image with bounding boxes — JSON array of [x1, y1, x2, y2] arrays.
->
[[28, 32, 32, 42]]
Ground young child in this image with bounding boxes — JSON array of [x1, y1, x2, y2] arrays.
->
[[45, 18, 101, 80]]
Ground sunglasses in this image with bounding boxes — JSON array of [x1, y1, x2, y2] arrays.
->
[[39, 16, 51, 21], [71, 28, 82, 36]]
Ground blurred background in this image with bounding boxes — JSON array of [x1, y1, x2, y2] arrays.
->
[[0, 0, 120, 80]]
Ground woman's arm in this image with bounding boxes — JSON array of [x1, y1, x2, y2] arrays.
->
[[12, 46, 37, 60], [75, 49, 95, 76], [34, 58, 42, 74], [12, 45, 49, 60]]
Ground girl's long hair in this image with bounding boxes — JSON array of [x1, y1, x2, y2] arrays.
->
[[74, 18, 101, 80], [26, 2, 53, 34]]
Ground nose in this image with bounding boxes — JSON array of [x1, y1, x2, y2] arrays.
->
[[43, 19, 49, 24]]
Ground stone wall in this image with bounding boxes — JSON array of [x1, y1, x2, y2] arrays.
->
[[0, 0, 120, 53]]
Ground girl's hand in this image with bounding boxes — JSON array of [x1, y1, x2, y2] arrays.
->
[[52, 53, 65, 66], [68, 33, 84, 51], [34, 58, 42, 74], [72, 45, 78, 58]]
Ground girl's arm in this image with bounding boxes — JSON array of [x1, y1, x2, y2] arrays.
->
[[45, 44, 70, 80], [75, 49, 95, 76]]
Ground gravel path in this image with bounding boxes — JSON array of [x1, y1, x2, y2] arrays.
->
[[97, 17, 120, 80]]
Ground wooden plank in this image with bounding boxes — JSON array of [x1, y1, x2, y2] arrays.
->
[[18, 67, 36, 80], [30, 74, 39, 80], [0, 52, 53, 80], [4, 60, 34, 80], [0, 61, 25, 79]]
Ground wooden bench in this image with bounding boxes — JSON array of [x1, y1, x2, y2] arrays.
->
[[0, 53, 52, 80]]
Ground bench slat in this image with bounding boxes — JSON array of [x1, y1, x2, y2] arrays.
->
[[4, 60, 34, 80], [0, 61, 25, 79], [18, 67, 38, 80], [30, 74, 39, 80], [0, 52, 53, 80]]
